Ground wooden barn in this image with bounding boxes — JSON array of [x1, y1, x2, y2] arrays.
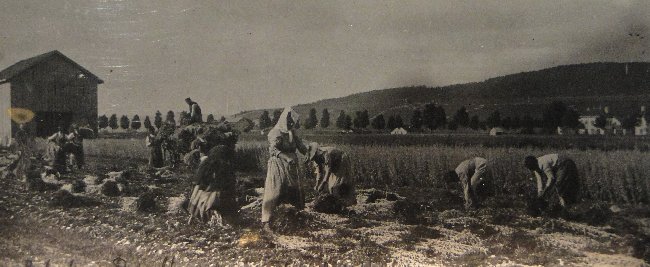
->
[[0, 50, 102, 144]]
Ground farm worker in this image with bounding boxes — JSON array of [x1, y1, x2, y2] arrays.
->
[[47, 126, 67, 145], [146, 126, 164, 168], [446, 157, 491, 209], [65, 124, 85, 169], [187, 144, 238, 225], [47, 126, 68, 173], [261, 107, 309, 233], [185, 97, 203, 124], [524, 154, 580, 207], [12, 124, 32, 182], [184, 132, 210, 167], [190, 131, 209, 156], [306, 142, 357, 208]]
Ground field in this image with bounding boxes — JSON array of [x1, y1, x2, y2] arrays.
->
[[1, 134, 650, 266], [86, 134, 650, 204], [240, 132, 650, 151]]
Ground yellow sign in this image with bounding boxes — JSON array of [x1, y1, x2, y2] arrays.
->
[[7, 107, 35, 124]]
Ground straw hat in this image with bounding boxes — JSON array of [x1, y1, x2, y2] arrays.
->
[[7, 108, 35, 124]]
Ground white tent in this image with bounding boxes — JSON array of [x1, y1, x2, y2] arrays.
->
[[390, 127, 408, 135], [489, 127, 505, 136]]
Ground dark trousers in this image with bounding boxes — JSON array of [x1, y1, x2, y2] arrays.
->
[[555, 159, 580, 206], [55, 143, 84, 171]]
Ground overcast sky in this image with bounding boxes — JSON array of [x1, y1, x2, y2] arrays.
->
[[0, 0, 648, 117]]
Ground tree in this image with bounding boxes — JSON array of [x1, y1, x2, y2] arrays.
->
[[447, 121, 458, 130], [410, 109, 423, 129], [469, 115, 480, 130], [344, 115, 353, 130], [143, 116, 152, 130], [119, 115, 130, 130], [423, 103, 436, 129], [98, 115, 108, 129], [560, 108, 581, 128], [486, 110, 502, 128], [109, 114, 118, 130], [395, 115, 404, 128], [336, 111, 347, 129], [353, 111, 361, 128], [320, 109, 330, 128], [272, 109, 282, 126], [502, 117, 512, 129], [259, 111, 272, 129], [354, 110, 369, 128], [387, 116, 396, 130], [131, 115, 141, 130], [594, 114, 607, 129], [434, 106, 447, 128], [154, 111, 163, 129], [371, 114, 386, 130], [166, 110, 176, 126], [422, 104, 446, 129], [453, 107, 470, 127], [542, 101, 568, 129], [305, 108, 318, 129], [180, 111, 192, 126], [360, 110, 370, 128], [206, 114, 215, 123]]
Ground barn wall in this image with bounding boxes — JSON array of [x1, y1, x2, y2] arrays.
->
[[10, 55, 99, 136], [0, 83, 10, 146]]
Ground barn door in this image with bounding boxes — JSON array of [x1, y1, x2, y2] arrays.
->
[[34, 112, 73, 137]]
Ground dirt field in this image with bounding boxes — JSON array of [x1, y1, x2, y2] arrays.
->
[[1, 153, 649, 266]]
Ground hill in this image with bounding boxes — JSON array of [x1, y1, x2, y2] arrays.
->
[[232, 62, 650, 123]]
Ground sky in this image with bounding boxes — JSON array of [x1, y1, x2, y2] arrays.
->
[[0, 0, 648, 118]]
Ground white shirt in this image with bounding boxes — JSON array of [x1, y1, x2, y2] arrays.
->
[[534, 154, 560, 196], [455, 157, 488, 178]]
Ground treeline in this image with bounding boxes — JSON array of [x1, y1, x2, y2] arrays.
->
[[97, 111, 226, 131], [258, 101, 647, 133]]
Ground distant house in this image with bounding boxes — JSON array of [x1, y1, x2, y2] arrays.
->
[[635, 118, 648, 135], [390, 127, 407, 135], [579, 116, 602, 135], [579, 116, 598, 135], [489, 127, 505, 136], [630, 106, 648, 136], [579, 106, 624, 135], [0, 50, 103, 143]]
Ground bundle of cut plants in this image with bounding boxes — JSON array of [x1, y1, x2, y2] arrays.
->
[[171, 122, 240, 157]]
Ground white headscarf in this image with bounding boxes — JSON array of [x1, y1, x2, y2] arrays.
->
[[271, 107, 300, 141]]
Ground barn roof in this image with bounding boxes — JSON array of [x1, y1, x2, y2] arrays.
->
[[0, 50, 103, 84]]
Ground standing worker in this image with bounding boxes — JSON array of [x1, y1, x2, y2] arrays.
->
[[261, 107, 309, 233], [185, 97, 203, 124], [66, 124, 85, 170], [445, 157, 491, 210], [146, 126, 164, 168], [47, 126, 68, 173], [524, 153, 580, 208], [7, 108, 35, 182], [306, 142, 356, 209], [12, 124, 32, 182]]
